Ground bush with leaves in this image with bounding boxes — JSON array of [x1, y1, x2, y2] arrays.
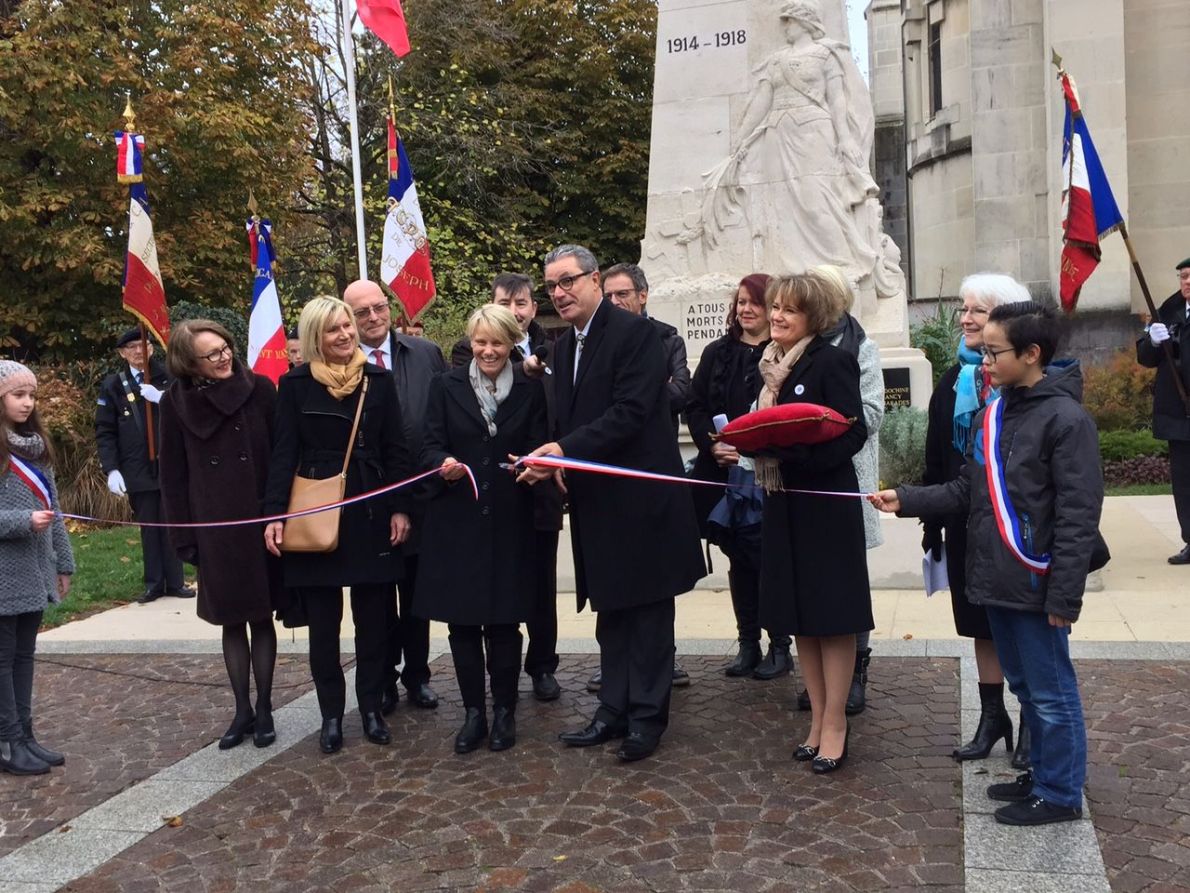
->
[[1103, 456, 1170, 487], [878, 406, 929, 488], [1081, 350, 1156, 432], [910, 301, 960, 387], [170, 301, 249, 361], [1098, 429, 1168, 463]]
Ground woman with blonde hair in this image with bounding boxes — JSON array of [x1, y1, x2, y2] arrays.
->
[[263, 296, 413, 755], [746, 272, 872, 774]]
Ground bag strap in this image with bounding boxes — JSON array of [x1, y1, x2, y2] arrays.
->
[[340, 376, 368, 477]]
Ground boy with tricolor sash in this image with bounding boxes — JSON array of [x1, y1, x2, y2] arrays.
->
[[872, 301, 1104, 826]]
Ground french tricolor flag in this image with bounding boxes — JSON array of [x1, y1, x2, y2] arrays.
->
[[115, 131, 169, 345], [380, 117, 436, 321], [246, 219, 288, 384], [1058, 71, 1123, 313]]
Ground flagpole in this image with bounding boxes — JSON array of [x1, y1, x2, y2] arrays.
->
[[342, 0, 369, 281]]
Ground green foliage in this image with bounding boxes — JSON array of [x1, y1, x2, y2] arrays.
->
[[1098, 429, 1168, 463], [0, 0, 317, 358], [170, 300, 249, 361], [1082, 350, 1156, 432], [910, 301, 960, 387], [878, 407, 929, 488], [44, 525, 153, 628]]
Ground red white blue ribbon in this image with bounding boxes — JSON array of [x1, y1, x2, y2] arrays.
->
[[8, 455, 52, 510], [983, 398, 1051, 575], [59, 466, 477, 529]]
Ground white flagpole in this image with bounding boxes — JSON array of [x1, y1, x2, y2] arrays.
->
[[341, 0, 369, 281]]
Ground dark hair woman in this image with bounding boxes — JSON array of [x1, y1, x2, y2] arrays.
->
[[262, 296, 413, 755], [159, 319, 287, 750], [414, 305, 550, 754], [686, 274, 789, 679]]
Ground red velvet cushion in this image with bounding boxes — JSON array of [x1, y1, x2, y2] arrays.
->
[[718, 402, 854, 451]]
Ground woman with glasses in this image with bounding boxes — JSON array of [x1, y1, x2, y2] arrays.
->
[[158, 320, 288, 750], [921, 273, 1032, 766]]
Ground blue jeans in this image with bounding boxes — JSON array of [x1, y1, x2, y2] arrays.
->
[[985, 606, 1086, 809]]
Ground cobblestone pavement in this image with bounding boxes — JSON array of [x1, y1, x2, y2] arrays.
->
[[1082, 660, 1190, 893], [0, 654, 314, 857], [64, 656, 963, 892]]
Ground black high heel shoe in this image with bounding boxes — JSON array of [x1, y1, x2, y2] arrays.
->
[[811, 725, 849, 775], [793, 743, 818, 762], [954, 683, 1013, 761], [253, 711, 276, 748], [218, 711, 255, 750]]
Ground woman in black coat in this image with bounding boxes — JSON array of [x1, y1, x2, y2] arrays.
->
[[159, 320, 286, 750], [748, 273, 871, 775], [263, 297, 413, 756], [687, 274, 788, 679], [415, 305, 548, 754], [922, 272, 1030, 766]]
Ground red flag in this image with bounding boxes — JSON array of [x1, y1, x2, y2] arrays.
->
[[357, 0, 411, 58]]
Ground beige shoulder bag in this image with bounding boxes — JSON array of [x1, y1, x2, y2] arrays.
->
[[280, 377, 369, 553]]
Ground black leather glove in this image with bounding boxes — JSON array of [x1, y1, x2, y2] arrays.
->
[[921, 523, 943, 562]]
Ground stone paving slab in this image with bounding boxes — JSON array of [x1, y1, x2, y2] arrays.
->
[[1081, 660, 1190, 893], [65, 656, 964, 892], [0, 654, 314, 857]]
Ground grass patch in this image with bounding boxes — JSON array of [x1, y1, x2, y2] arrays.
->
[[42, 524, 150, 630], [1105, 483, 1173, 497]]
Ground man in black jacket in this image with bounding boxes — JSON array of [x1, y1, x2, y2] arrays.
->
[[520, 245, 705, 762], [343, 280, 444, 710], [95, 329, 193, 603], [1138, 258, 1190, 564]]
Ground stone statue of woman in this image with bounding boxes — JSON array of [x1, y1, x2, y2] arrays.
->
[[686, 0, 881, 284]]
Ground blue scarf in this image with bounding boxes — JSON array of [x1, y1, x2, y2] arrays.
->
[[953, 342, 994, 456]]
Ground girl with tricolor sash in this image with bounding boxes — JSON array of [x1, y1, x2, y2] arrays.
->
[[872, 302, 1103, 827], [0, 361, 73, 776]]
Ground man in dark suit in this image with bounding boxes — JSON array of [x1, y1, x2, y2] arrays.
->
[[520, 245, 706, 762], [449, 273, 553, 368], [96, 328, 194, 604], [1139, 257, 1190, 564], [343, 280, 444, 710]]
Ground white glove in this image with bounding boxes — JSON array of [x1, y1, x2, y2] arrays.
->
[[107, 470, 127, 496], [139, 382, 163, 404], [1149, 322, 1170, 346]]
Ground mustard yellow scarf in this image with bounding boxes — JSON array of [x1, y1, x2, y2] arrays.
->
[[310, 348, 367, 400]]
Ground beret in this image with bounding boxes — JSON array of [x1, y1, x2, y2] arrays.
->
[[718, 402, 854, 451], [115, 328, 145, 348], [1176, 257, 1190, 271]]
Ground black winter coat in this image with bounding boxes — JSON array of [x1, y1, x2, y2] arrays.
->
[[1137, 291, 1190, 441], [750, 338, 873, 637], [648, 317, 692, 435], [552, 300, 705, 612], [897, 362, 1103, 621], [263, 363, 413, 588], [95, 359, 172, 493], [413, 365, 547, 624], [158, 363, 287, 625]]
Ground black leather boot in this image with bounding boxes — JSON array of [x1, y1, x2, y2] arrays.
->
[[751, 639, 792, 681], [1012, 712, 1032, 770], [21, 720, 64, 767], [489, 706, 516, 752], [953, 683, 1013, 761], [455, 707, 488, 754], [724, 640, 763, 677], [845, 648, 871, 716], [0, 738, 50, 775]]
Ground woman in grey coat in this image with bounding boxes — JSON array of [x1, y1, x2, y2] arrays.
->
[[0, 361, 74, 776]]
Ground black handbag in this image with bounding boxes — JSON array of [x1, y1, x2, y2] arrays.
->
[[277, 587, 309, 629]]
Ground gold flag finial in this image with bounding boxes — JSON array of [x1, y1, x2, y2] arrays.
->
[[1051, 48, 1063, 71], [247, 187, 259, 220], [122, 91, 136, 131], [387, 76, 396, 121]]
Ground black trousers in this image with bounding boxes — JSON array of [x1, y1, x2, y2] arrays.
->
[[0, 611, 41, 741], [128, 489, 184, 593], [524, 529, 560, 678], [447, 624, 522, 710], [1172, 439, 1190, 544], [593, 598, 675, 739], [387, 554, 431, 690], [306, 584, 389, 719]]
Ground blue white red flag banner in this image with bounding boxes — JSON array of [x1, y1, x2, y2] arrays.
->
[[246, 218, 288, 385], [1058, 70, 1124, 314], [8, 454, 52, 510], [381, 116, 436, 321], [982, 399, 1051, 575], [357, 0, 411, 58], [115, 131, 144, 184], [115, 131, 169, 346]]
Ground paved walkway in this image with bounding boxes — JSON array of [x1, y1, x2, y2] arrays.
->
[[3, 495, 1187, 891]]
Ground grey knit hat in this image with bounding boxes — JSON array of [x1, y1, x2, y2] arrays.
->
[[0, 360, 37, 400]]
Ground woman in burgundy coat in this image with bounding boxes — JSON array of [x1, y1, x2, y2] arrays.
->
[[159, 320, 287, 751]]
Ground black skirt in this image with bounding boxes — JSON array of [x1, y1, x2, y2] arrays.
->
[[944, 522, 993, 640]]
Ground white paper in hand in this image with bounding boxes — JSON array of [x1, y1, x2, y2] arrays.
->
[[923, 545, 949, 598]]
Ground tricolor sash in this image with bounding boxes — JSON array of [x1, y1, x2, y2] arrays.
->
[[983, 398, 1050, 575], [7, 455, 52, 510]]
